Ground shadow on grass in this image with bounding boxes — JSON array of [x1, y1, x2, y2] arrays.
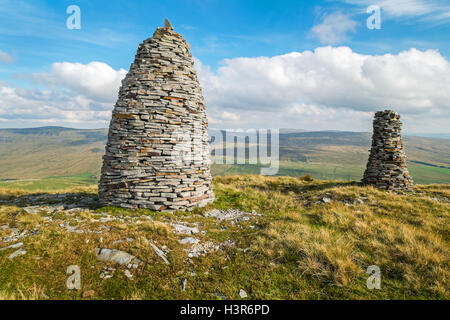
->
[[0, 191, 100, 210], [0, 192, 169, 217], [0, 178, 363, 212]]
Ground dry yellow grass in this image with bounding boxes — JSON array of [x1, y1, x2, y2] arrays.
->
[[214, 175, 449, 298], [0, 175, 448, 299]]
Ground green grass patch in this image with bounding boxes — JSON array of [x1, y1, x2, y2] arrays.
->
[[0, 173, 97, 191]]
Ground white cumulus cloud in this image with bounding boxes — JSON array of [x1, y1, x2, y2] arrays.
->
[[0, 61, 127, 128], [196, 47, 450, 133], [1, 50, 449, 134], [32, 61, 127, 102]]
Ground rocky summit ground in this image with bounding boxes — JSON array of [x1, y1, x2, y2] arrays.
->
[[0, 175, 448, 300]]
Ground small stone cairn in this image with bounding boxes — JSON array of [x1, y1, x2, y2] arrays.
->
[[99, 19, 214, 211], [362, 110, 414, 191]]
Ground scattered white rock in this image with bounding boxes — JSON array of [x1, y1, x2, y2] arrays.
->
[[171, 223, 199, 235], [95, 248, 142, 268], [321, 197, 331, 204], [8, 248, 27, 259], [99, 216, 114, 223], [23, 206, 41, 215], [66, 226, 84, 233], [99, 267, 115, 279], [0, 242, 24, 252], [112, 238, 135, 245], [3, 229, 27, 243], [150, 243, 170, 264], [178, 237, 199, 245], [41, 292, 50, 299], [187, 240, 235, 259], [187, 241, 219, 258], [204, 209, 261, 224], [124, 269, 133, 279]]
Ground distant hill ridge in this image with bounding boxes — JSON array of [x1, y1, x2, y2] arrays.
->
[[0, 126, 449, 183], [1, 126, 449, 140]]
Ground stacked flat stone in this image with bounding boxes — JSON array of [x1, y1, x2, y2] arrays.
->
[[362, 110, 414, 191], [99, 19, 214, 211]]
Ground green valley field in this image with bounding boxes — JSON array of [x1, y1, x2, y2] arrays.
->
[[0, 127, 449, 188]]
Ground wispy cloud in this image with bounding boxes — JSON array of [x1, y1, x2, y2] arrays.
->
[[181, 24, 196, 30], [0, 50, 14, 64], [342, 0, 450, 23], [311, 11, 358, 44]]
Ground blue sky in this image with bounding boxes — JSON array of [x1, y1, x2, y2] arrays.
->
[[0, 0, 449, 133]]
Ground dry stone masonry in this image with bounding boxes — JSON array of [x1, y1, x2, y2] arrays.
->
[[99, 19, 214, 211], [362, 110, 414, 191]]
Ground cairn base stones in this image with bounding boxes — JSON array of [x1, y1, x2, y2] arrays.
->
[[362, 110, 414, 191], [99, 19, 214, 211]]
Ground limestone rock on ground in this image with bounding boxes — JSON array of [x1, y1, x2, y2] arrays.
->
[[204, 209, 261, 224], [8, 248, 26, 260], [150, 243, 170, 264], [171, 223, 199, 235], [239, 289, 248, 298], [178, 237, 199, 245], [95, 248, 142, 268], [0, 242, 23, 252]]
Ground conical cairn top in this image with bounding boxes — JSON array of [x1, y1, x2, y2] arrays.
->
[[164, 18, 173, 30]]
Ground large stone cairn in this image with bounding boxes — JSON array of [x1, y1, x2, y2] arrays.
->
[[362, 110, 414, 190], [99, 19, 214, 211]]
